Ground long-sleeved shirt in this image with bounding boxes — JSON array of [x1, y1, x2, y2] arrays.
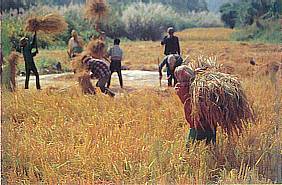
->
[[84, 57, 110, 79], [22, 34, 37, 65], [161, 35, 180, 55], [175, 82, 215, 131], [107, 45, 123, 61], [159, 55, 183, 77]]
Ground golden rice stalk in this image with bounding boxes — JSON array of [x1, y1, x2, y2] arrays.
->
[[78, 73, 96, 94], [25, 13, 68, 34], [187, 56, 254, 135], [71, 52, 96, 94], [85, 0, 109, 21]]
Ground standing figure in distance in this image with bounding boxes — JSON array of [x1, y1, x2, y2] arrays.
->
[[161, 27, 180, 56], [68, 30, 83, 58], [107, 38, 123, 88]]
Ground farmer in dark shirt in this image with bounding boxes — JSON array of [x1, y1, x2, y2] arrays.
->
[[20, 32, 41, 90], [159, 54, 183, 87], [161, 27, 180, 55]]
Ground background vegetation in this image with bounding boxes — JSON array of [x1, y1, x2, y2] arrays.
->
[[219, 0, 282, 43], [1, 0, 282, 183]]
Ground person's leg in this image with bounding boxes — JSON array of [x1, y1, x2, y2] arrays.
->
[[186, 128, 197, 149], [173, 74, 178, 87], [117, 69, 123, 88], [207, 129, 216, 145], [107, 71, 113, 88], [25, 66, 31, 89], [168, 75, 173, 87], [31, 65, 41, 90], [97, 76, 115, 97]]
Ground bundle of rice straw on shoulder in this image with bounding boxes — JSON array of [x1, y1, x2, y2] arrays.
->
[[2, 52, 21, 92], [25, 13, 68, 34], [179, 55, 254, 135]]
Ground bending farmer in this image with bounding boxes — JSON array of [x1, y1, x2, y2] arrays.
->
[[174, 66, 216, 148], [159, 54, 183, 87]]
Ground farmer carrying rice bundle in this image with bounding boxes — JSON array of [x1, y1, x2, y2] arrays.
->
[[174, 57, 254, 148], [159, 54, 183, 87], [20, 33, 41, 90], [24, 13, 67, 90]]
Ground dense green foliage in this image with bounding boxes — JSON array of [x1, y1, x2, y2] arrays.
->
[[219, 0, 281, 43], [2, 0, 209, 13], [219, 0, 281, 28]]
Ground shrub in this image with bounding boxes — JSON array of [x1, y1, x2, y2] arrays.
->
[[231, 19, 282, 44], [121, 2, 180, 41], [185, 11, 224, 28]]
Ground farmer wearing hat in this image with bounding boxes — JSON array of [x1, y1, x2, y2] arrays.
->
[[20, 32, 41, 90], [174, 66, 217, 148], [161, 27, 181, 56], [159, 54, 183, 87]]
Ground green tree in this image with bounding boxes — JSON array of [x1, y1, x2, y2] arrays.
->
[[219, 3, 238, 28]]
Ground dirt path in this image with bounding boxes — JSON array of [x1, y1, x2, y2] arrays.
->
[[16, 70, 170, 92]]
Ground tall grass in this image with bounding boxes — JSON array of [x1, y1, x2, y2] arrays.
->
[[2, 75, 281, 183]]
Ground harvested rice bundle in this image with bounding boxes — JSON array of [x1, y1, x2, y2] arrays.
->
[[71, 52, 96, 94], [86, 39, 106, 57], [25, 13, 67, 34], [78, 72, 96, 94], [190, 70, 254, 135], [85, 0, 109, 22], [3, 52, 20, 92], [179, 56, 254, 135]]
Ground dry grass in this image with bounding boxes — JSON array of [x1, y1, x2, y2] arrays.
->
[[36, 28, 281, 75], [2, 76, 281, 183], [177, 28, 235, 41], [25, 13, 68, 34], [2, 28, 282, 183]]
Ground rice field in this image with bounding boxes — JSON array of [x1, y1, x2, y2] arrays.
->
[[30, 28, 282, 75], [2, 28, 282, 184]]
